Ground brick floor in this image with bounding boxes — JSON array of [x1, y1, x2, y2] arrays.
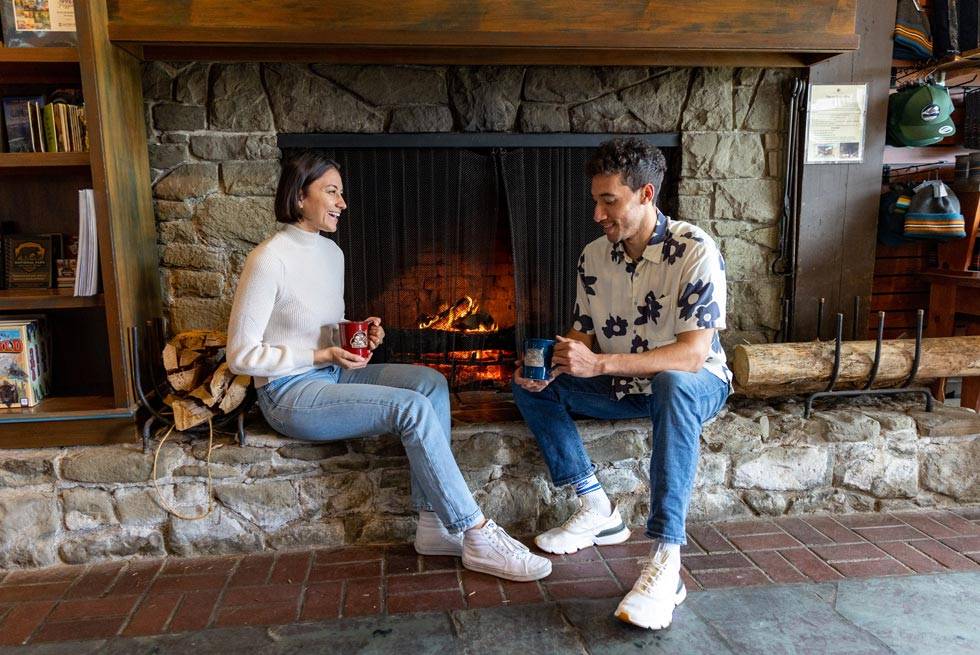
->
[[0, 508, 977, 645]]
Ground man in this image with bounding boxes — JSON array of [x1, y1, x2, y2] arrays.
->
[[512, 137, 731, 630]]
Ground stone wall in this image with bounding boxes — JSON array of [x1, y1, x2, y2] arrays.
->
[[1, 398, 977, 569], [144, 63, 789, 349]]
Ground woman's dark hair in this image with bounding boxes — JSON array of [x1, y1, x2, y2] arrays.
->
[[274, 151, 341, 224], [586, 137, 666, 199]]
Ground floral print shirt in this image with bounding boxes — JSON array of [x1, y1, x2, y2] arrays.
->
[[572, 210, 732, 399]]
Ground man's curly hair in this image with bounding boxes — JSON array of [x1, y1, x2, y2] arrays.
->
[[586, 137, 666, 199]]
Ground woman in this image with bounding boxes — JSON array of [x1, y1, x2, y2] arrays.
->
[[227, 151, 550, 582]]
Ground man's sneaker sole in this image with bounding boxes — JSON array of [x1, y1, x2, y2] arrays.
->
[[462, 559, 552, 583], [614, 582, 687, 630], [535, 521, 631, 555]]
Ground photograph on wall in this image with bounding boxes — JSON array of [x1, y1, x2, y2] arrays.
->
[[0, 0, 77, 47], [805, 84, 868, 164]]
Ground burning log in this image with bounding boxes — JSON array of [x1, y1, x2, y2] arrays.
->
[[418, 296, 498, 333]]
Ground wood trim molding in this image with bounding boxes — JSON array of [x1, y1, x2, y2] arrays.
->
[[107, 0, 859, 66]]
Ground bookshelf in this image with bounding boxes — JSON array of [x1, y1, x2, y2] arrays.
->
[[0, 0, 161, 448]]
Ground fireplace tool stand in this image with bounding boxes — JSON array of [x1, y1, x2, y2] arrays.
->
[[803, 302, 934, 418], [127, 319, 253, 453]]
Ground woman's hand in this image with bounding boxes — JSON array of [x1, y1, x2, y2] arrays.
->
[[314, 346, 371, 369], [365, 316, 385, 350]]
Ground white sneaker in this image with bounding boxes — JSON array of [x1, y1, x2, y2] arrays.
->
[[614, 549, 686, 630], [414, 511, 463, 557], [534, 501, 630, 555], [462, 519, 553, 582]]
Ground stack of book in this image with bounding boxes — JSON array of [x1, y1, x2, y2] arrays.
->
[[1, 94, 87, 153]]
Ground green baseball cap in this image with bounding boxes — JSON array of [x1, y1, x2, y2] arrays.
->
[[887, 84, 956, 147]]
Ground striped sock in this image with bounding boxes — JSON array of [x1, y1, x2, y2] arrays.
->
[[574, 473, 612, 516]]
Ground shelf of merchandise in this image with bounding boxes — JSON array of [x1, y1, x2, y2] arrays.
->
[[0, 288, 104, 311], [0, 152, 90, 168]]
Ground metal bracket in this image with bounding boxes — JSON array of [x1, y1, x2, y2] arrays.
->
[[804, 306, 934, 418]]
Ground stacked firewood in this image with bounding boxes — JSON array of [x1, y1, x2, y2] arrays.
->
[[162, 330, 251, 430]]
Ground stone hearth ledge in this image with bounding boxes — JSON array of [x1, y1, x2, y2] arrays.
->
[[0, 396, 977, 569]]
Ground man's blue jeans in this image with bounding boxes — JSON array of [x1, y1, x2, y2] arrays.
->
[[512, 369, 730, 544], [257, 363, 483, 533]]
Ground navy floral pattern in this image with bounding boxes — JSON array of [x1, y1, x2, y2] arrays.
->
[[661, 233, 687, 265], [678, 279, 714, 320], [578, 254, 596, 296], [572, 302, 594, 334], [635, 291, 663, 326], [572, 211, 731, 399], [696, 302, 721, 328], [602, 315, 628, 339]]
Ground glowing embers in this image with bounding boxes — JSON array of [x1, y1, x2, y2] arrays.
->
[[417, 296, 498, 333], [418, 349, 514, 388]]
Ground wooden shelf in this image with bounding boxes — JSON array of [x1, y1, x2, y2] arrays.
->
[[0, 152, 89, 170], [0, 47, 79, 63], [0, 394, 135, 448], [0, 47, 80, 83], [0, 288, 103, 311]]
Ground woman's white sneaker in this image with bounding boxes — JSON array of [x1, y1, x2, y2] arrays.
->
[[414, 510, 463, 557], [462, 519, 552, 582], [534, 502, 631, 555], [614, 549, 686, 630]]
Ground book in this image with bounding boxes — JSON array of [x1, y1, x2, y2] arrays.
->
[[0, 0, 77, 48], [4, 234, 55, 288], [0, 317, 51, 408], [74, 190, 97, 296], [2, 96, 37, 152]]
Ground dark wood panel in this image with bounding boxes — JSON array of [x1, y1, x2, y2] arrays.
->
[[871, 275, 928, 294], [870, 292, 929, 311], [107, 0, 858, 64], [869, 309, 921, 328], [0, 401, 137, 449], [0, 170, 92, 236], [139, 45, 820, 68], [77, 0, 163, 408], [792, 0, 896, 341], [874, 257, 928, 275]]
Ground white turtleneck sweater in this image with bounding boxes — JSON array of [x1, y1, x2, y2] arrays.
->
[[226, 223, 345, 387]]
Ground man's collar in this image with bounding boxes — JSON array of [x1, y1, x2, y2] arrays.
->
[[612, 210, 670, 267]]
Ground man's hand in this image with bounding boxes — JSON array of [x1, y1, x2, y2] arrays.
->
[[512, 356, 555, 392], [551, 335, 603, 378], [365, 316, 385, 350]]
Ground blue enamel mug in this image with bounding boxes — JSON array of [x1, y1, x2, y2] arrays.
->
[[522, 338, 556, 380]]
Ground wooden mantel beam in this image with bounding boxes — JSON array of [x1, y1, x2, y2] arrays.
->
[[107, 0, 859, 66]]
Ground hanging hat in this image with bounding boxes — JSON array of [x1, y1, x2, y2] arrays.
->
[[887, 84, 956, 147], [878, 184, 914, 246], [903, 181, 967, 240]]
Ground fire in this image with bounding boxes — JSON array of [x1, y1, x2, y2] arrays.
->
[[418, 296, 498, 333]]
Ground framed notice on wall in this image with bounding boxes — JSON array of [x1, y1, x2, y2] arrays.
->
[[804, 84, 868, 164], [1, 0, 77, 47]]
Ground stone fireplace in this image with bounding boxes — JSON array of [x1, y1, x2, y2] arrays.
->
[[146, 64, 789, 355]]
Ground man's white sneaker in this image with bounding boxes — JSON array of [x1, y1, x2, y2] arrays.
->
[[614, 549, 686, 630], [534, 502, 630, 555], [462, 519, 552, 582], [414, 511, 463, 557]]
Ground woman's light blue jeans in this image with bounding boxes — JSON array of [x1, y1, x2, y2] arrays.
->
[[512, 369, 730, 544], [257, 363, 483, 533]]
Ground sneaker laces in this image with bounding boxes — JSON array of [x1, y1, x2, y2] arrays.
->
[[484, 521, 532, 559], [634, 550, 672, 595], [562, 503, 602, 532]]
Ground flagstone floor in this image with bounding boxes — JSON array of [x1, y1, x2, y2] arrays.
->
[[0, 507, 978, 647]]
